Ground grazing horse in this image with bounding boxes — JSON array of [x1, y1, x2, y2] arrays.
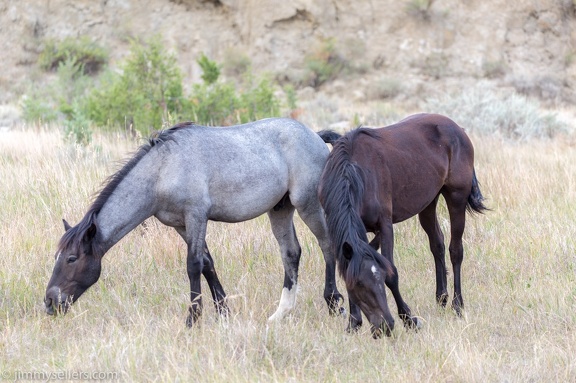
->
[[318, 113, 487, 337], [44, 118, 344, 325]]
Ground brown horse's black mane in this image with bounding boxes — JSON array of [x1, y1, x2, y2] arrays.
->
[[57, 122, 195, 254], [320, 127, 392, 287]]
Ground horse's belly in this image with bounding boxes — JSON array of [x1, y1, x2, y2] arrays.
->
[[208, 193, 285, 222], [207, 180, 288, 222]]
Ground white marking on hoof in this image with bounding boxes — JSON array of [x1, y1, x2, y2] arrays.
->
[[268, 285, 297, 321]]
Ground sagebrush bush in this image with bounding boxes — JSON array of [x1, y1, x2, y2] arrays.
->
[[424, 82, 570, 139], [39, 36, 108, 75], [304, 38, 349, 88], [21, 58, 94, 144]]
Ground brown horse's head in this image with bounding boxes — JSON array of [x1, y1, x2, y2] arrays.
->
[[341, 242, 396, 337], [44, 219, 102, 315]]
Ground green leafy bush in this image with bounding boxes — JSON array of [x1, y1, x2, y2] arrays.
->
[[38, 36, 108, 75], [24, 35, 284, 138], [189, 81, 239, 125], [188, 55, 280, 125], [85, 36, 185, 134], [304, 38, 348, 88], [22, 58, 93, 125], [197, 53, 221, 85]]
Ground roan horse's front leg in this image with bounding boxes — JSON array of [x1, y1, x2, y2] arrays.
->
[[177, 225, 228, 326], [182, 222, 209, 327], [202, 246, 229, 317]]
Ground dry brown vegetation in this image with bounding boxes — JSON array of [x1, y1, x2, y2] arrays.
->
[[1, 125, 575, 382]]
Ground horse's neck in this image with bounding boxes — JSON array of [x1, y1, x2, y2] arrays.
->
[[96, 163, 158, 254]]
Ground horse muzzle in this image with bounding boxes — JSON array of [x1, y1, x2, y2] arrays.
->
[[44, 287, 70, 316]]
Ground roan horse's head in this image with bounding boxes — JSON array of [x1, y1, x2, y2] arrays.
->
[[44, 219, 102, 315]]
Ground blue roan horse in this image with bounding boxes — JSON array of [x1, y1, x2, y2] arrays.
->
[[45, 118, 344, 325]]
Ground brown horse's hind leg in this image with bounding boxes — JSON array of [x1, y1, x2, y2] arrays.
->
[[418, 195, 449, 307], [443, 189, 469, 316]]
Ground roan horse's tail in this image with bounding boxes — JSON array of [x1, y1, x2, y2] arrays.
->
[[317, 130, 342, 145], [467, 169, 489, 214]]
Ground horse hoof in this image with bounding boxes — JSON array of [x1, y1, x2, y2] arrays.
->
[[339, 307, 346, 316]]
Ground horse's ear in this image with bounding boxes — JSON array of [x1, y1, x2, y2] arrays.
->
[[63, 219, 72, 232], [83, 223, 97, 242], [342, 242, 353, 261]]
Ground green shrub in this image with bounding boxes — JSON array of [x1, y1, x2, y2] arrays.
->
[[283, 84, 298, 112], [189, 81, 240, 125], [21, 58, 93, 125], [21, 94, 58, 124], [368, 77, 403, 100], [197, 53, 221, 85], [482, 59, 507, 79], [38, 36, 108, 75], [405, 0, 436, 20], [223, 47, 252, 77], [238, 75, 280, 123], [187, 55, 280, 126], [26, 36, 283, 134], [64, 101, 92, 145], [304, 38, 348, 88], [84, 36, 185, 134]]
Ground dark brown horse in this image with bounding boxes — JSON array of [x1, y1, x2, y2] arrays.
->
[[318, 113, 487, 338]]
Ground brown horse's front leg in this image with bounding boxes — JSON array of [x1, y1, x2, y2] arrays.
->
[[380, 221, 420, 330], [346, 297, 363, 333]]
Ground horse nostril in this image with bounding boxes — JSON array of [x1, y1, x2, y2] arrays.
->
[[45, 297, 55, 315]]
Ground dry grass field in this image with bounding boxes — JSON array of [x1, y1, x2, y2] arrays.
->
[[1, 126, 575, 382]]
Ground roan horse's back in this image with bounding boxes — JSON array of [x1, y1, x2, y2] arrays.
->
[[154, 118, 329, 223]]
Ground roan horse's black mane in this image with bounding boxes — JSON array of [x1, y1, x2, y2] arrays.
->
[[320, 128, 392, 287], [56, 122, 195, 255]]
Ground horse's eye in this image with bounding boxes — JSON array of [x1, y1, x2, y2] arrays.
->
[[67, 256, 78, 264]]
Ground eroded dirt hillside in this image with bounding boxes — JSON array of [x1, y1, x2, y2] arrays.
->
[[1, 0, 575, 112]]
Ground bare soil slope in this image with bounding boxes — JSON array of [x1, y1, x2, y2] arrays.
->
[[1, 0, 575, 108]]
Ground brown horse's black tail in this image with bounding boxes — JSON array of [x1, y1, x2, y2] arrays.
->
[[467, 169, 489, 214]]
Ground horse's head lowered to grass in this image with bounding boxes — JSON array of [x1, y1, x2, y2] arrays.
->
[[45, 218, 102, 315]]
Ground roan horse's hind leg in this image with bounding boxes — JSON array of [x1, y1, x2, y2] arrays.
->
[[295, 199, 344, 316], [267, 203, 302, 321]]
